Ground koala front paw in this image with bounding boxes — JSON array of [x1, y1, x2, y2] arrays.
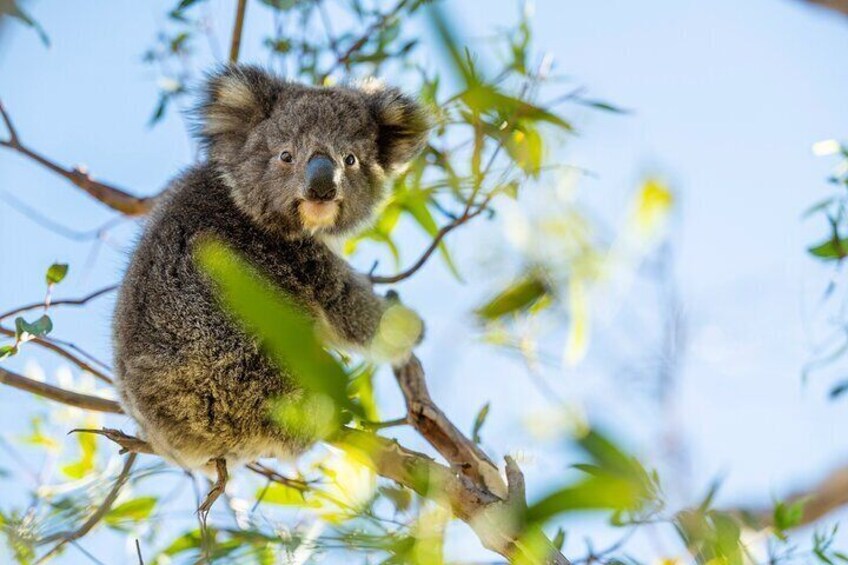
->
[[368, 302, 424, 367]]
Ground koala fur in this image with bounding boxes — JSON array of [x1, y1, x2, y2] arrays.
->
[[112, 65, 429, 470]]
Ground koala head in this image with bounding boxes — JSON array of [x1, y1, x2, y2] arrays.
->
[[196, 65, 430, 236]]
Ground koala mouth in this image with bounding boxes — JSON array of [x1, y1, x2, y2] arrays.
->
[[298, 200, 340, 232]]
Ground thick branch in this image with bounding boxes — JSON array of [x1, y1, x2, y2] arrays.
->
[[392, 355, 507, 497], [35, 452, 137, 563], [0, 367, 122, 413], [0, 100, 154, 216], [803, 0, 848, 16]]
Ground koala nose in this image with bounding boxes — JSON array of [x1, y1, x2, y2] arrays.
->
[[305, 154, 338, 202]]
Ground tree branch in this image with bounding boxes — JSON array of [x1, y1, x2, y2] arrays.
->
[[229, 0, 249, 63], [803, 0, 848, 17], [728, 464, 848, 529], [369, 200, 490, 284], [0, 326, 113, 384], [76, 425, 565, 564], [35, 452, 137, 563], [0, 285, 117, 322], [0, 367, 122, 413], [392, 355, 507, 497], [0, 99, 154, 216], [322, 0, 412, 79]]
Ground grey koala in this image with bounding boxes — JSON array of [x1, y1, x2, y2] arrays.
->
[[113, 65, 429, 471]]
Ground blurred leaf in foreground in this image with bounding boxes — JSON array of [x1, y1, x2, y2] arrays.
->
[[195, 238, 361, 441]]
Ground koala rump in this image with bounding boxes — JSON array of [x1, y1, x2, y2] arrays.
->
[[112, 65, 429, 469]]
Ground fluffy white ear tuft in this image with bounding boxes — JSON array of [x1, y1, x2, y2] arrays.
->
[[360, 82, 431, 172], [195, 65, 282, 150]]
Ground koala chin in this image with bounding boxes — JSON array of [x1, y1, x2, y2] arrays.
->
[[112, 65, 429, 470]]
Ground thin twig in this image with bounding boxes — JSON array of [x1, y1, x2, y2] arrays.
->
[[135, 539, 144, 565], [369, 195, 493, 284], [229, 0, 249, 63], [0, 326, 113, 383], [322, 0, 412, 78], [1, 191, 127, 243], [35, 452, 137, 563], [360, 416, 409, 430], [0, 99, 20, 145], [0, 367, 122, 413], [0, 285, 117, 321], [0, 98, 154, 216]]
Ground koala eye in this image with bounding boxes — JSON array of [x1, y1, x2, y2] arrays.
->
[[279, 151, 294, 163], [344, 153, 357, 167]]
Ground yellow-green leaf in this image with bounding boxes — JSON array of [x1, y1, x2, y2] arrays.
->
[[476, 274, 548, 320], [105, 497, 157, 525]]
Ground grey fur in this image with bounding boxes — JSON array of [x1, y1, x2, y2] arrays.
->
[[113, 65, 429, 469]]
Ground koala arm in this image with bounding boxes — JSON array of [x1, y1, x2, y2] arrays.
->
[[311, 255, 422, 365]]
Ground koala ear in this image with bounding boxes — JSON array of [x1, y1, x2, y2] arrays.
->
[[196, 65, 281, 150], [362, 83, 430, 171]]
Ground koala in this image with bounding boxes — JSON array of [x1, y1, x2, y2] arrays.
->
[[112, 65, 429, 471]]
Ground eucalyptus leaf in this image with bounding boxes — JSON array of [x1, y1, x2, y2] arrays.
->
[[476, 274, 548, 320], [14, 315, 52, 341], [45, 263, 68, 285]]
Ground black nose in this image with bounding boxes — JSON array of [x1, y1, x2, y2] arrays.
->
[[305, 154, 338, 201]]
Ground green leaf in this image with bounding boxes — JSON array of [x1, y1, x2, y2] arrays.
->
[[462, 83, 574, 131], [471, 402, 490, 444], [505, 125, 544, 176], [476, 274, 548, 320], [45, 263, 69, 285], [525, 429, 656, 525], [148, 93, 170, 127], [379, 485, 413, 513], [551, 528, 566, 551], [259, 483, 314, 507], [349, 364, 379, 422], [14, 315, 52, 341], [195, 239, 360, 428], [809, 237, 848, 261], [105, 497, 157, 526], [61, 427, 98, 479], [258, 0, 297, 10], [830, 380, 848, 400], [773, 498, 807, 536], [161, 530, 203, 557], [575, 98, 628, 114], [526, 474, 645, 524], [0, 345, 17, 360]]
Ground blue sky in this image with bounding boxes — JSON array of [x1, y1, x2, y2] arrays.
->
[[2, 0, 848, 562]]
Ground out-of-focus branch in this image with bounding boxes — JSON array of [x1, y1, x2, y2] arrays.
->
[[78, 425, 565, 564], [0, 326, 113, 383], [228, 0, 248, 63], [35, 452, 138, 564], [322, 0, 412, 79], [728, 464, 848, 529], [0, 100, 155, 216], [803, 0, 848, 17], [0, 367, 122, 413]]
